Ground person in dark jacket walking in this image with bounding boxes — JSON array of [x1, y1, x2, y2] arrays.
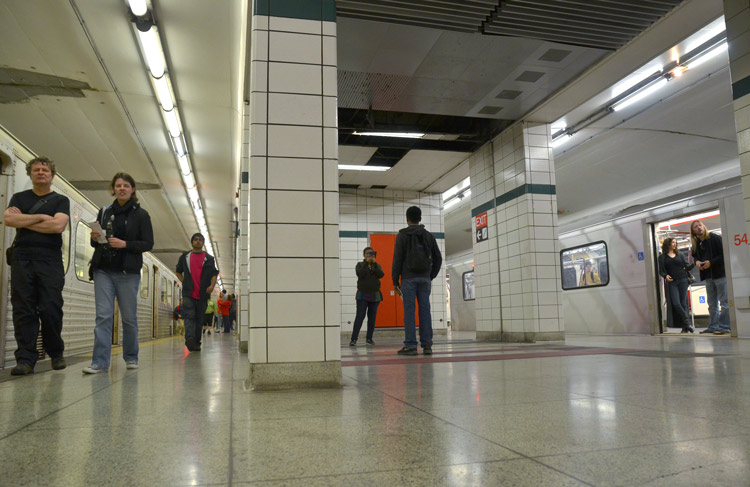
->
[[83, 172, 153, 374], [691, 220, 731, 334], [176, 233, 218, 351], [350, 247, 384, 346], [392, 206, 442, 355]]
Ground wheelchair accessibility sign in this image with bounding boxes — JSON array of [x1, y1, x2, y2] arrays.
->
[[699, 296, 706, 304]]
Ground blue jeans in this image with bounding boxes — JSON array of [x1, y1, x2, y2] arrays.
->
[[92, 270, 141, 369], [222, 314, 231, 333], [183, 297, 206, 344], [705, 277, 730, 332], [401, 277, 432, 349], [351, 299, 379, 341], [667, 279, 690, 328]]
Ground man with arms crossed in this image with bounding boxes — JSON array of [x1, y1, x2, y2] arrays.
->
[[4, 157, 70, 375], [176, 233, 218, 352]]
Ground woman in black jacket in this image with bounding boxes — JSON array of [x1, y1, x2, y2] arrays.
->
[[658, 237, 695, 333], [83, 173, 153, 373], [350, 247, 384, 346]]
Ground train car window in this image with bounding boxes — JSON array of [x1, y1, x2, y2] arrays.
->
[[462, 271, 475, 301], [161, 276, 168, 304], [139, 264, 149, 299], [560, 241, 609, 290], [61, 224, 70, 275], [166, 279, 173, 305], [74, 222, 94, 283]]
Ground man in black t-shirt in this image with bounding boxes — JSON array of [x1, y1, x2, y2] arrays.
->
[[4, 157, 70, 375]]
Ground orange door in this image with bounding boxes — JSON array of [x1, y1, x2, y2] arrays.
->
[[370, 234, 399, 327]]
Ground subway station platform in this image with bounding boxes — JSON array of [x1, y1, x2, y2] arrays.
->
[[1, 333, 750, 486]]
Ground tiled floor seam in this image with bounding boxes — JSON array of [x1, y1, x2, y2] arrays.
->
[[346, 374, 597, 487]]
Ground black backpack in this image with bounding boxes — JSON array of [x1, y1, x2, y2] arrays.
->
[[405, 233, 432, 273]]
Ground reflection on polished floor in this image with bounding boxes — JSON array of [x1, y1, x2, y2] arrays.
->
[[2, 332, 750, 486]]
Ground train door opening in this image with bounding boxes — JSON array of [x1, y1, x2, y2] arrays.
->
[[652, 209, 721, 334], [152, 265, 159, 338]]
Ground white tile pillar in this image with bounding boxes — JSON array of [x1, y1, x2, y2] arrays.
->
[[237, 104, 251, 352], [724, 1, 750, 235], [247, 0, 341, 389], [469, 122, 564, 342]]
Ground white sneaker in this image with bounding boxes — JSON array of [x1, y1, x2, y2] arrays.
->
[[82, 364, 106, 374], [126, 361, 139, 369]]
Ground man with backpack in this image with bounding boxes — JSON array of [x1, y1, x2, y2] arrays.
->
[[392, 206, 442, 355]]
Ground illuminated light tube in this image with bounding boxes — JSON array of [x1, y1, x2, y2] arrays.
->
[[187, 186, 200, 203], [686, 42, 728, 69], [338, 164, 390, 171], [153, 75, 174, 111], [128, 0, 148, 16], [443, 190, 471, 210], [172, 136, 186, 157], [183, 172, 196, 189], [353, 131, 425, 138], [442, 176, 471, 201], [164, 109, 181, 137], [613, 79, 668, 112], [137, 27, 166, 78], [178, 154, 191, 175], [658, 210, 720, 228], [551, 135, 571, 149], [611, 66, 662, 98]]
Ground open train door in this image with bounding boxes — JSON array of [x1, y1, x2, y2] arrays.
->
[[0, 149, 13, 367]]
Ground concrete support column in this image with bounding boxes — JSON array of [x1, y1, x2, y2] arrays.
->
[[724, 0, 750, 234], [469, 122, 564, 342], [247, 0, 341, 389]]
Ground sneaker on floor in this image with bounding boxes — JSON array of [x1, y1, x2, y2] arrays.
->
[[126, 361, 139, 369], [349, 340, 357, 346], [397, 347, 418, 356], [699, 329, 715, 334], [423, 344, 433, 355], [51, 357, 67, 370], [714, 330, 729, 335], [366, 338, 375, 345], [82, 364, 106, 374], [11, 363, 34, 376], [186, 337, 197, 351]]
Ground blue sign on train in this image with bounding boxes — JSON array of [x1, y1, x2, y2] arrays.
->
[[637, 252, 644, 261], [699, 296, 706, 304]]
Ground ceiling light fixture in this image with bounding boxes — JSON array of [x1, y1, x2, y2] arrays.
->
[[352, 131, 425, 138], [443, 190, 471, 210], [613, 79, 668, 112], [338, 164, 390, 171], [442, 177, 470, 201], [127, 0, 221, 279]]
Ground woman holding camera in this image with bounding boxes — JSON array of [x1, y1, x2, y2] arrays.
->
[[83, 172, 153, 373], [349, 247, 384, 346]]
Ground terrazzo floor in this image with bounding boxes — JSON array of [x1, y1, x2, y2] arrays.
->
[[1, 331, 749, 486]]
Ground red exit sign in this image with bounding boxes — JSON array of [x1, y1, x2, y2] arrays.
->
[[475, 212, 487, 229]]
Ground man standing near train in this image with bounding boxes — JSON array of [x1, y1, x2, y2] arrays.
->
[[176, 233, 218, 352], [4, 157, 70, 375]]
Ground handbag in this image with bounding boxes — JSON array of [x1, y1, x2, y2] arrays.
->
[[5, 195, 57, 265]]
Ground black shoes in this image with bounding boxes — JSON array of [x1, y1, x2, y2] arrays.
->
[[423, 344, 433, 355], [186, 337, 201, 351], [681, 327, 694, 333], [366, 338, 375, 345], [397, 347, 418, 355], [349, 340, 357, 346], [51, 357, 67, 370], [11, 363, 34, 375]]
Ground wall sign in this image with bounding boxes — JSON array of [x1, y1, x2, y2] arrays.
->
[[475, 212, 488, 243]]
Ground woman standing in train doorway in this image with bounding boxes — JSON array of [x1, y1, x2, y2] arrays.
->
[[349, 247, 384, 346], [658, 237, 695, 333], [83, 173, 154, 374]]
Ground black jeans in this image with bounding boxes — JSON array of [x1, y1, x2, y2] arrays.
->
[[11, 257, 65, 366], [351, 299, 379, 341], [667, 278, 691, 328]]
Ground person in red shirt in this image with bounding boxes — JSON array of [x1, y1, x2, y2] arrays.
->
[[217, 290, 232, 333], [176, 233, 218, 352]]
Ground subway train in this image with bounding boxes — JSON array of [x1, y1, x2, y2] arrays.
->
[[447, 180, 750, 337], [0, 126, 182, 368]]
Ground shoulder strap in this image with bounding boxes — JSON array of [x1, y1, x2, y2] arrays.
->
[[27, 192, 58, 215]]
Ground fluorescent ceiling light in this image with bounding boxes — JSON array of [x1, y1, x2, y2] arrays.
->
[[178, 154, 191, 175], [128, 0, 148, 16], [153, 75, 174, 111], [686, 41, 727, 69], [685, 19, 726, 53], [338, 164, 390, 171], [187, 186, 200, 203], [658, 210, 720, 228], [551, 135, 571, 149], [442, 176, 471, 201], [352, 131, 424, 138], [137, 27, 166, 78], [164, 109, 181, 137], [183, 172, 196, 189], [443, 190, 471, 210], [172, 136, 186, 157], [611, 65, 662, 98], [613, 79, 668, 112]]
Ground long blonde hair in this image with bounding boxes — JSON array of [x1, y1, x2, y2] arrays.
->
[[690, 220, 710, 253]]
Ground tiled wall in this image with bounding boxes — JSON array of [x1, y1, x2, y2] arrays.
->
[[469, 122, 564, 339], [338, 189, 447, 332]]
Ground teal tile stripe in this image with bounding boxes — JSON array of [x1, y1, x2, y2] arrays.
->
[[732, 75, 750, 100], [254, 0, 336, 22], [339, 231, 445, 239], [471, 184, 556, 217]]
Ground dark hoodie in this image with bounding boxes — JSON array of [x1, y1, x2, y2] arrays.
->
[[392, 224, 442, 286]]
